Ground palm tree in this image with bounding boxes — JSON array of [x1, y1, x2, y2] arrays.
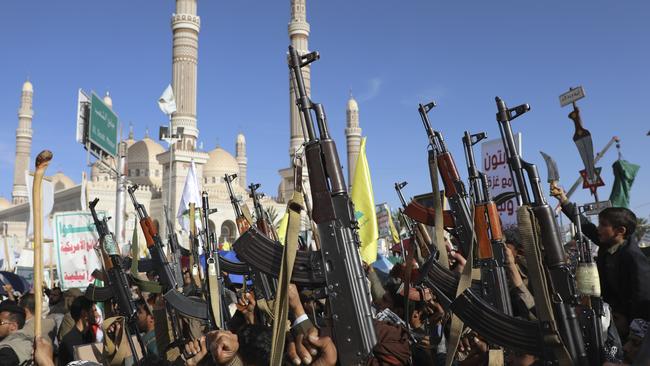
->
[[635, 217, 650, 243]]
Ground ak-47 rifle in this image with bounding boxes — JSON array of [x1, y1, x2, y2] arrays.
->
[[572, 202, 605, 365], [234, 46, 378, 364], [249, 183, 280, 241], [200, 192, 229, 330], [286, 45, 376, 363], [396, 182, 481, 309], [462, 131, 512, 316], [418, 102, 473, 258], [224, 174, 251, 234], [163, 205, 186, 291], [222, 180, 277, 302], [450, 98, 589, 365], [127, 185, 209, 321], [88, 198, 145, 364]]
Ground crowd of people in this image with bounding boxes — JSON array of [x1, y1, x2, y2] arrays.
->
[[1, 186, 649, 365]]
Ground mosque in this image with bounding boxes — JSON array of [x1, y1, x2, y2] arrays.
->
[[0, 0, 364, 268]]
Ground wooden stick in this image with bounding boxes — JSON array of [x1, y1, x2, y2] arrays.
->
[[32, 150, 52, 339]]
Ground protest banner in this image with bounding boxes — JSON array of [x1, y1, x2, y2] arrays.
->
[[53, 211, 102, 290]]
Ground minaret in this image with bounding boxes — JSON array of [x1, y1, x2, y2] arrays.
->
[[103, 92, 113, 109], [12, 80, 34, 205], [157, 0, 208, 234], [171, 0, 200, 151], [288, 0, 311, 157], [279, 0, 311, 202], [235, 133, 247, 188], [345, 92, 362, 189]]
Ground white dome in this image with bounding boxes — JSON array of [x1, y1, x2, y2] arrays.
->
[[0, 197, 12, 209], [23, 80, 33, 92], [49, 172, 75, 191], [204, 147, 240, 184], [128, 137, 165, 164]]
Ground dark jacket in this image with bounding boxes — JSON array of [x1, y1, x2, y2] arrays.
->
[[562, 202, 650, 321]]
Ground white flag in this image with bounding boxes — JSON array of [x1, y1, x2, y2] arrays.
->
[[158, 84, 177, 115], [80, 171, 87, 210], [177, 161, 202, 233], [26, 171, 54, 240]]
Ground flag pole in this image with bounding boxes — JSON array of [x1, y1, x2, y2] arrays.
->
[[33, 150, 53, 339]]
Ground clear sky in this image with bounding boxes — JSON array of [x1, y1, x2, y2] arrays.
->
[[1, 1, 648, 218]]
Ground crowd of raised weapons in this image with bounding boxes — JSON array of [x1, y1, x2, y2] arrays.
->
[[80, 44, 644, 366]]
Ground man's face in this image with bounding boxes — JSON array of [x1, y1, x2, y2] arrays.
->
[[598, 218, 625, 246], [136, 307, 149, 332], [0, 311, 18, 338], [49, 289, 62, 305]]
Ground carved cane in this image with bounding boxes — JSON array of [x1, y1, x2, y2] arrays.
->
[[33, 150, 52, 338]]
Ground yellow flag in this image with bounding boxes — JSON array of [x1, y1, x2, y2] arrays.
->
[[351, 137, 378, 264], [276, 211, 289, 245], [388, 208, 401, 244]]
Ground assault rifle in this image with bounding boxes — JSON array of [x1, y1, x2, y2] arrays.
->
[[461, 131, 512, 316], [249, 183, 280, 241], [396, 182, 481, 309], [163, 205, 187, 290], [450, 98, 588, 365], [224, 174, 251, 234], [418, 102, 473, 258], [87, 198, 145, 364], [235, 46, 377, 364], [222, 177, 277, 300], [127, 185, 209, 321], [200, 191, 229, 330], [286, 45, 376, 363]]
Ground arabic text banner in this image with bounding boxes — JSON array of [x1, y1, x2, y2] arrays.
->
[[54, 211, 102, 290], [481, 134, 522, 228]]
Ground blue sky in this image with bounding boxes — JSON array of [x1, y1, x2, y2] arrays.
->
[[1, 1, 648, 218]]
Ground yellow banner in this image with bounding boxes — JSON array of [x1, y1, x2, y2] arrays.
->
[[351, 137, 378, 264]]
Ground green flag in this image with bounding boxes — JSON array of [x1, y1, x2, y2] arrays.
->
[[609, 159, 640, 208]]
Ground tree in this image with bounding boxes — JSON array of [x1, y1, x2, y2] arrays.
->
[[635, 217, 650, 243]]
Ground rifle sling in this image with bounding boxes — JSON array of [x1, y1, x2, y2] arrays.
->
[[445, 205, 475, 366], [517, 205, 572, 364], [207, 257, 222, 327], [270, 191, 304, 365], [430, 150, 449, 269]]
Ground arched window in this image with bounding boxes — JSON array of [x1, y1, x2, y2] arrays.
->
[[219, 220, 237, 248], [136, 169, 140, 177]]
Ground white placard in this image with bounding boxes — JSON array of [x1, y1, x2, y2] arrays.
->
[[559, 86, 585, 107], [53, 211, 102, 290], [481, 134, 522, 228]]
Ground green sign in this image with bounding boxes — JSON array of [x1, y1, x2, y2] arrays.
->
[[89, 93, 118, 157]]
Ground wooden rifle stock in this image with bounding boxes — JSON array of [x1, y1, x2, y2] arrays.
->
[[474, 204, 493, 259], [404, 200, 455, 228], [437, 152, 461, 197], [139, 217, 157, 249]]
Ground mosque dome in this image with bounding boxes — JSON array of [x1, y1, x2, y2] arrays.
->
[[90, 157, 115, 181], [128, 137, 165, 164], [0, 197, 12, 209], [22, 80, 33, 92], [204, 147, 240, 185], [49, 172, 75, 192]]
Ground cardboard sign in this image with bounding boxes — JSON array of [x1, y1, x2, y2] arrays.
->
[[481, 134, 522, 228], [53, 211, 102, 290]]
